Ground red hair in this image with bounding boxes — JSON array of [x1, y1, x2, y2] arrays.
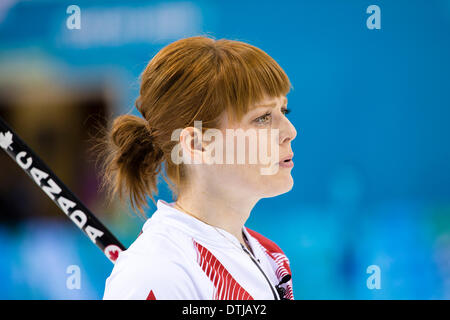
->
[[93, 36, 291, 216]]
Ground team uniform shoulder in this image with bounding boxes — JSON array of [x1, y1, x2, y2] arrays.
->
[[245, 227, 286, 255], [103, 228, 202, 300], [246, 227, 295, 300]]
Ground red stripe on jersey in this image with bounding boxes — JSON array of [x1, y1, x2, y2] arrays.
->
[[193, 240, 254, 300], [245, 228, 284, 256], [146, 290, 156, 300], [245, 228, 292, 275]]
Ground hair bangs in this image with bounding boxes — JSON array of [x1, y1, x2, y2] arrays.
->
[[213, 40, 292, 123]]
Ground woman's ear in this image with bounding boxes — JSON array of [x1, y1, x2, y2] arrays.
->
[[179, 126, 205, 164], [191, 127, 205, 152]]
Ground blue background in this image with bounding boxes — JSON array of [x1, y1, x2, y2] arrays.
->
[[0, 0, 449, 299]]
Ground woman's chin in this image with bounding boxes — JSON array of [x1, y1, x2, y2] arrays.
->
[[260, 174, 294, 198]]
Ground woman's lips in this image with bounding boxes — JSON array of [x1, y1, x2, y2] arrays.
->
[[279, 159, 294, 168], [278, 154, 294, 168]]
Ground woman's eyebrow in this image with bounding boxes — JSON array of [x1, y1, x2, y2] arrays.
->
[[246, 101, 288, 120]]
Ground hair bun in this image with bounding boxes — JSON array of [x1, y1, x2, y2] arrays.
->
[[111, 115, 159, 163]]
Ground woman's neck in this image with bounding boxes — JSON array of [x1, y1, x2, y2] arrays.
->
[[174, 188, 258, 250]]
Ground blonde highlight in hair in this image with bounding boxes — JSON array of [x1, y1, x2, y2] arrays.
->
[[92, 35, 291, 217]]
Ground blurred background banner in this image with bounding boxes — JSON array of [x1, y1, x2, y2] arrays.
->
[[0, 0, 449, 299]]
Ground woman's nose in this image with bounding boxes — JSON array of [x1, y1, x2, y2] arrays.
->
[[279, 118, 297, 145]]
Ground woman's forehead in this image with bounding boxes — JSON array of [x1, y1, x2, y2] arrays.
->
[[250, 95, 288, 109]]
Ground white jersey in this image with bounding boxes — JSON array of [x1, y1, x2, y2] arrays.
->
[[103, 199, 294, 300]]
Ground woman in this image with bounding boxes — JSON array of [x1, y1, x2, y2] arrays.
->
[[101, 36, 297, 300]]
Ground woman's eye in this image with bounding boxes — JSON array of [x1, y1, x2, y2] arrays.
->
[[254, 108, 290, 125], [254, 112, 271, 124]]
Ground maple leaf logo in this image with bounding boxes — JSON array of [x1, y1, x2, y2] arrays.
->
[[0, 131, 13, 150], [109, 249, 119, 262], [104, 244, 122, 263]]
